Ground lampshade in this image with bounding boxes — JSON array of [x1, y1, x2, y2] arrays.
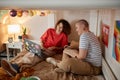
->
[[8, 24, 20, 34]]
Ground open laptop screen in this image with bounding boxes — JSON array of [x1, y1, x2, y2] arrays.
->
[[24, 39, 41, 56]]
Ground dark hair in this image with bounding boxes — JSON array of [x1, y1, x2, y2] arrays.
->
[[76, 19, 89, 28], [55, 19, 71, 35]]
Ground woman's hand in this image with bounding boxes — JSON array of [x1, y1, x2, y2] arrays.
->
[[40, 40, 45, 49], [48, 46, 57, 50]]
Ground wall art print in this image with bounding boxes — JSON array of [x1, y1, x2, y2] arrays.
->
[[101, 22, 110, 47], [112, 20, 120, 63]]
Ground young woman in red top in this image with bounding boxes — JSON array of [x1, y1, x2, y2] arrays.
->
[[40, 19, 71, 56], [1, 19, 71, 76]]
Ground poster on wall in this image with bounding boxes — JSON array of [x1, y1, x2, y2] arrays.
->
[[112, 20, 120, 63], [101, 22, 110, 47]]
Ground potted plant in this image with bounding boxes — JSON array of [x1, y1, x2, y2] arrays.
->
[[22, 27, 28, 40]]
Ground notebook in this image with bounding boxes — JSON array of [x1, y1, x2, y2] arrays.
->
[[24, 39, 47, 59]]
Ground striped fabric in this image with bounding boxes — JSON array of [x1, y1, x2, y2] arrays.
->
[[79, 32, 102, 67]]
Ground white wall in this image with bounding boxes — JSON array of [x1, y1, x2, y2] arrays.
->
[[89, 10, 98, 35], [107, 10, 120, 79], [23, 14, 55, 40], [97, 9, 120, 79]]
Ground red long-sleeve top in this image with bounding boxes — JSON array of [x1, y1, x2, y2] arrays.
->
[[40, 28, 68, 48]]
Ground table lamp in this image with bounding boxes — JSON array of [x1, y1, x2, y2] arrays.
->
[[7, 24, 20, 42]]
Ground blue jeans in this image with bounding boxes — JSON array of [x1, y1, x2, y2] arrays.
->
[[11, 63, 20, 73]]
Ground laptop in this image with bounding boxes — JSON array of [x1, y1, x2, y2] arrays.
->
[[24, 39, 47, 59]]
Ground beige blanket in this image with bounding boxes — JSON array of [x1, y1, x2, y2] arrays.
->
[[32, 61, 103, 80], [0, 51, 104, 80]]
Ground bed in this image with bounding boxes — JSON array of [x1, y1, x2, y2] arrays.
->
[[0, 41, 105, 80], [0, 53, 104, 80], [32, 54, 105, 80]]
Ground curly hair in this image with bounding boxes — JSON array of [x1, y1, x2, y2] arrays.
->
[[55, 19, 71, 35]]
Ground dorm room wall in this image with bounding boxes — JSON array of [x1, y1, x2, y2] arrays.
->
[[109, 9, 120, 79], [0, 23, 7, 52], [97, 9, 120, 79], [23, 13, 55, 40], [0, 10, 9, 52]]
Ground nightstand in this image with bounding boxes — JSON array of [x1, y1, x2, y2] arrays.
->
[[4, 41, 23, 61]]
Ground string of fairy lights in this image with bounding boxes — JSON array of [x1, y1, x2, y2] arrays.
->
[[9, 9, 52, 17]]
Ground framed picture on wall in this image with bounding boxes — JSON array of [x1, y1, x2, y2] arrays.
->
[[101, 22, 110, 48], [112, 20, 120, 63]]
